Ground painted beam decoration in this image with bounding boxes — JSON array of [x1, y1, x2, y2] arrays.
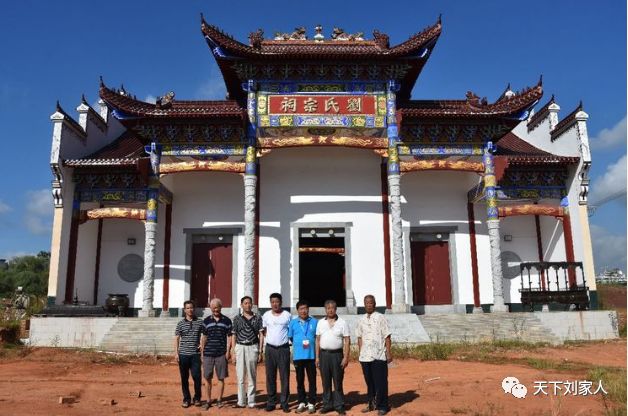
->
[[80, 207, 147, 223], [78, 189, 149, 203], [259, 94, 386, 128], [400, 159, 484, 173], [160, 160, 245, 174], [498, 204, 564, 218], [257, 136, 388, 149], [160, 144, 246, 157]]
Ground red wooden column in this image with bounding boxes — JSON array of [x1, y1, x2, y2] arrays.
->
[[560, 197, 576, 286], [380, 162, 392, 309], [467, 202, 481, 308], [92, 217, 103, 305], [64, 197, 80, 304], [162, 203, 173, 313]]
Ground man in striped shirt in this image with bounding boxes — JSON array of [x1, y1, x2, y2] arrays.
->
[[174, 300, 204, 408], [230, 295, 264, 408], [200, 298, 233, 409]]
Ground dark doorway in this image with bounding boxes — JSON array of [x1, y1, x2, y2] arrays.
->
[[411, 239, 452, 305], [191, 243, 233, 308], [299, 229, 346, 307]]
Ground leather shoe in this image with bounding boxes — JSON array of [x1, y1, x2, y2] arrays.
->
[[377, 410, 389, 415], [266, 404, 276, 412], [319, 408, 334, 414]]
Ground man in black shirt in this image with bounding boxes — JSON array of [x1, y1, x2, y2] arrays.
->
[[174, 300, 204, 408], [230, 295, 264, 408], [201, 298, 233, 409]]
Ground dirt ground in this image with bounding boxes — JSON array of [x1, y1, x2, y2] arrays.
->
[[0, 339, 625, 416]]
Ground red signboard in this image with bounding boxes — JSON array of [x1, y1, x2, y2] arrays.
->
[[268, 95, 376, 115]]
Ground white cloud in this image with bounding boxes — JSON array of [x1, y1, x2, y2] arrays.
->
[[590, 224, 627, 273], [24, 189, 53, 235], [591, 116, 626, 149], [589, 154, 627, 205], [0, 200, 10, 214], [144, 95, 157, 104], [195, 73, 227, 100]]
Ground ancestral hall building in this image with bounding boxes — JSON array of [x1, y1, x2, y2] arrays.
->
[[46, 17, 596, 316]]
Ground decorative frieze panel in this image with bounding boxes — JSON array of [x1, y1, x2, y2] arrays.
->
[[400, 122, 510, 143], [257, 136, 388, 149], [500, 168, 569, 188], [74, 172, 145, 189], [258, 82, 386, 94], [233, 62, 411, 82], [78, 189, 149, 203], [160, 143, 247, 156], [398, 144, 484, 156], [133, 124, 246, 143], [496, 187, 566, 201]]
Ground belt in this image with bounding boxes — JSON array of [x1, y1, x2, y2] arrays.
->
[[237, 341, 256, 346], [267, 343, 290, 349], [321, 348, 343, 353]]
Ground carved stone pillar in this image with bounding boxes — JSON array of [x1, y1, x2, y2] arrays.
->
[[386, 80, 409, 313], [483, 144, 508, 312], [243, 80, 258, 303], [139, 142, 161, 317]]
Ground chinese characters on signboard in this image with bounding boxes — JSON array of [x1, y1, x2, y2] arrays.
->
[[269, 95, 376, 115]]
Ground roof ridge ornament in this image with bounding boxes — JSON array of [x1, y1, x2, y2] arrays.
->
[[372, 30, 389, 48], [314, 25, 324, 42], [274, 27, 307, 40], [331, 28, 364, 41], [249, 29, 264, 48], [155, 91, 175, 109]]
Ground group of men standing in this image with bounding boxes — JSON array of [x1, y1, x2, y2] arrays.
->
[[174, 293, 391, 415]]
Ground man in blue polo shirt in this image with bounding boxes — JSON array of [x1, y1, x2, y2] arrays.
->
[[200, 298, 233, 409], [288, 300, 318, 414]]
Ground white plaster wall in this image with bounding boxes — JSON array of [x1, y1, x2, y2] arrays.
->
[[74, 203, 99, 304], [400, 171, 483, 306], [97, 218, 146, 308], [259, 148, 386, 308], [49, 176, 75, 303], [499, 215, 542, 303], [162, 172, 244, 309]]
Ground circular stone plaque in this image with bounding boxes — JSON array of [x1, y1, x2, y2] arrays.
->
[[117, 254, 144, 282]]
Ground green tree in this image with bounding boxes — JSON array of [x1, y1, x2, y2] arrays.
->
[[0, 252, 50, 298]]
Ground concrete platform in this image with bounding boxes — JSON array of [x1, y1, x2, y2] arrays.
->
[[28, 310, 619, 353]]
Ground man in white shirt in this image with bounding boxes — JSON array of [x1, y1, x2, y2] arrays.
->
[[262, 292, 292, 413], [315, 299, 350, 415], [356, 295, 392, 415]]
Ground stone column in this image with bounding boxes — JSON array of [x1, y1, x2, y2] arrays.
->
[[483, 143, 508, 312], [139, 142, 161, 317], [243, 80, 258, 303], [386, 80, 410, 313]]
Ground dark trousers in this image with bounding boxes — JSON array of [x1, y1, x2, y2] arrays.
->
[[265, 345, 291, 407], [294, 359, 317, 404], [361, 360, 389, 411], [319, 350, 345, 411], [178, 354, 202, 402]]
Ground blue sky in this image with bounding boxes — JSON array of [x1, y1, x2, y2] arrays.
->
[[0, 0, 625, 272]]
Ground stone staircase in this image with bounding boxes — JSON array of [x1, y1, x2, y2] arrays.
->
[[99, 318, 180, 354], [97, 313, 561, 354], [418, 313, 560, 344]]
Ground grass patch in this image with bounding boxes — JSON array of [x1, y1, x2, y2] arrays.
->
[[391, 343, 457, 361], [587, 366, 627, 411]]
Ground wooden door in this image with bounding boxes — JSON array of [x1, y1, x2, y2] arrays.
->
[[191, 243, 232, 308], [411, 241, 452, 305]]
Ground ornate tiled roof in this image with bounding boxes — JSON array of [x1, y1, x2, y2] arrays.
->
[[496, 132, 579, 164], [64, 131, 145, 167], [399, 81, 543, 119], [99, 82, 246, 119], [201, 18, 441, 59]]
